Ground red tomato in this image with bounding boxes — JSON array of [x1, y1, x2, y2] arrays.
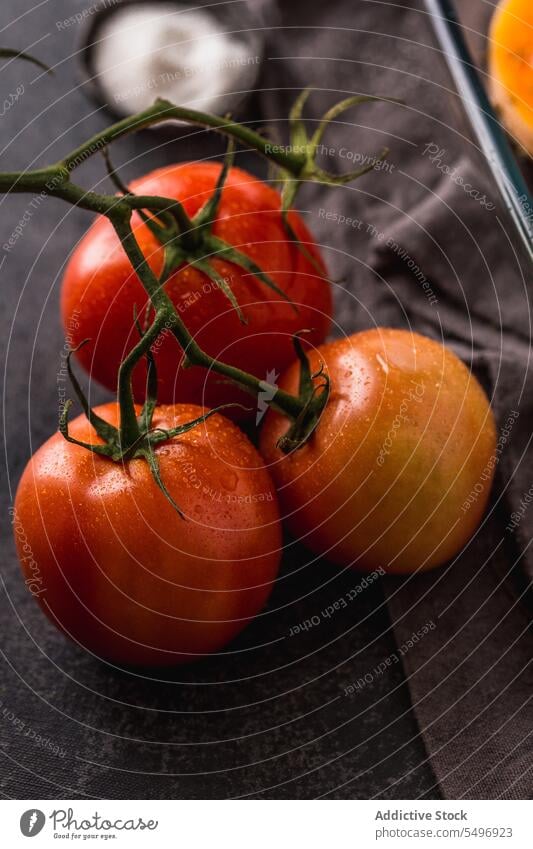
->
[[260, 328, 497, 573], [14, 404, 281, 666], [61, 163, 332, 414]]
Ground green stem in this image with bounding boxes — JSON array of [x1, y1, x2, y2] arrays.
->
[[110, 210, 170, 308], [110, 212, 304, 421], [116, 309, 169, 452], [61, 99, 307, 177], [126, 194, 197, 246]]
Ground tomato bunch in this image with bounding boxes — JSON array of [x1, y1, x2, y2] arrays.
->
[[10, 95, 497, 667]]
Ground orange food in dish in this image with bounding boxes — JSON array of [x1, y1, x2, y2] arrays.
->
[[488, 0, 533, 155]]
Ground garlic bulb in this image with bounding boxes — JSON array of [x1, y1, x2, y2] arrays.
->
[[93, 3, 261, 117]]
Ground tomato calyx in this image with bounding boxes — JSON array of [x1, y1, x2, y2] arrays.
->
[[103, 141, 296, 325], [275, 90, 391, 246], [59, 336, 245, 517], [275, 332, 330, 454]]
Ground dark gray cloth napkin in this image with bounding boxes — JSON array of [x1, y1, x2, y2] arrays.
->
[[255, 0, 533, 798]]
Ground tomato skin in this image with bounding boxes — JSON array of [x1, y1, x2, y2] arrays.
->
[[260, 329, 497, 574], [14, 404, 281, 666], [61, 163, 332, 415]]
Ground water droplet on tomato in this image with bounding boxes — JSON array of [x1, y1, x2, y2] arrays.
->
[[219, 470, 238, 492]]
